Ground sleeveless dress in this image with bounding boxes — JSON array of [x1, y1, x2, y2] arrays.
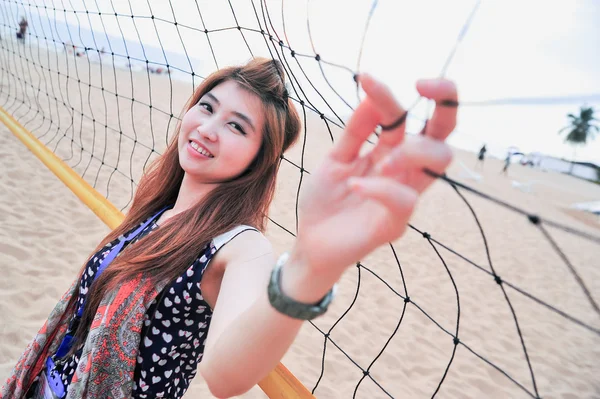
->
[[29, 214, 257, 399]]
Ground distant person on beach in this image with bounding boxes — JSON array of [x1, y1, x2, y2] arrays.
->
[[64, 41, 75, 55], [1, 58, 458, 399], [16, 17, 28, 40], [502, 152, 511, 175], [476, 144, 487, 169], [147, 65, 169, 75]]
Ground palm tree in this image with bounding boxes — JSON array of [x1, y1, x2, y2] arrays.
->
[[559, 106, 599, 174]]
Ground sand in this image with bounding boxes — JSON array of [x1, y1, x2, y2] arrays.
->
[[1, 37, 600, 398]]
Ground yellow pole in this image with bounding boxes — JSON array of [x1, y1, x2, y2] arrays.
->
[[0, 105, 315, 399], [259, 362, 316, 398], [0, 106, 124, 229]]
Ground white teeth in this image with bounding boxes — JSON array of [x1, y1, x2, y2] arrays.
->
[[189, 141, 213, 158]]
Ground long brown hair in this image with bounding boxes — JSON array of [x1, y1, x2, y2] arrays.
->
[[64, 58, 301, 354]]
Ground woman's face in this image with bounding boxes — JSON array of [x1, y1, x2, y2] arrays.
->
[[178, 80, 265, 183]]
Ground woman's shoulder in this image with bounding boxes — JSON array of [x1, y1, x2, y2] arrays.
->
[[212, 224, 262, 251], [211, 225, 273, 266]]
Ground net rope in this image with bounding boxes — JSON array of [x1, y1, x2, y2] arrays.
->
[[1, 1, 599, 398]]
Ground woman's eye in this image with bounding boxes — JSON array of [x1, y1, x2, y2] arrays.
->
[[230, 122, 246, 135], [198, 102, 212, 112]]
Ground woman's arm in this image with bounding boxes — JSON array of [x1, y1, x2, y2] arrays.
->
[[199, 231, 339, 398]]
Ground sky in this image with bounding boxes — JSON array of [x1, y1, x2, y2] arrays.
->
[[6, 0, 600, 163]]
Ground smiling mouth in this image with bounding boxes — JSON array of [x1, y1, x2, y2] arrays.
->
[[189, 141, 214, 158]]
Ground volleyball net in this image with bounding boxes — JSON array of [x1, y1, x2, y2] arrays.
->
[[1, 0, 599, 398]]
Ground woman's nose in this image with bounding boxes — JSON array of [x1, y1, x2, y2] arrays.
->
[[197, 124, 218, 142]]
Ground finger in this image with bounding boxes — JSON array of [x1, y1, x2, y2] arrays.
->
[[329, 96, 381, 163], [378, 135, 453, 193], [349, 176, 418, 222], [416, 79, 458, 141], [359, 74, 406, 147]]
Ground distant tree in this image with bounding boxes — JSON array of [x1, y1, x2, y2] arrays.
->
[[559, 106, 599, 174]]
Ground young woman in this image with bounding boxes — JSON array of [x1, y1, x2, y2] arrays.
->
[[1, 57, 457, 399]]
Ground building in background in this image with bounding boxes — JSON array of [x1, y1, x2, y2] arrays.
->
[[537, 155, 599, 181]]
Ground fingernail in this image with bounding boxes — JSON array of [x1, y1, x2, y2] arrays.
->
[[360, 73, 375, 86], [348, 177, 364, 191], [417, 79, 439, 89], [419, 79, 456, 93]]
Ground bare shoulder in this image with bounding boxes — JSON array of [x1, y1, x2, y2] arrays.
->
[[212, 228, 275, 270], [201, 229, 274, 309]]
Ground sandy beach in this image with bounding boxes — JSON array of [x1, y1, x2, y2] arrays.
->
[[1, 38, 600, 399]]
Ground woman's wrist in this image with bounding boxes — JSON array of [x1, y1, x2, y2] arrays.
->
[[279, 246, 340, 305]]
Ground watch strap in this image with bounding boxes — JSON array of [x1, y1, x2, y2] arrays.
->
[[267, 252, 336, 320]]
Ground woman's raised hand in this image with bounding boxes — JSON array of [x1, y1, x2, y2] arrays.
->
[[292, 74, 458, 277]]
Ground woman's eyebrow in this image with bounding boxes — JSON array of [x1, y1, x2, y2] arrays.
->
[[205, 92, 220, 104]]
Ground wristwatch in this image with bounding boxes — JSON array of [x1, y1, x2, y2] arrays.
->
[[268, 252, 337, 320]]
